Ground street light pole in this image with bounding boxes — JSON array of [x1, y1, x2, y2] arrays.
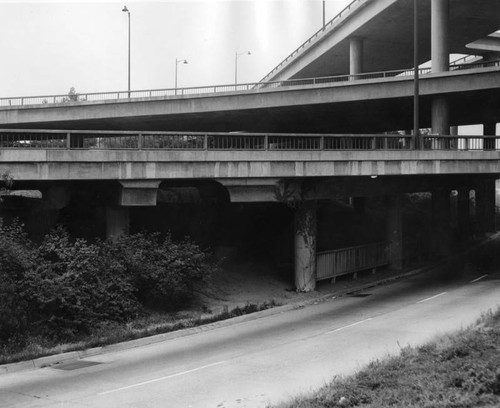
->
[[235, 51, 251, 85], [323, 0, 326, 28], [175, 58, 188, 94], [413, 0, 420, 149], [122, 5, 131, 97]]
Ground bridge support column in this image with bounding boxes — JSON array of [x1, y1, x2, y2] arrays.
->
[[432, 188, 451, 256], [294, 201, 317, 292], [483, 123, 496, 151], [431, 96, 450, 136], [431, 0, 449, 73], [475, 179, 497, 236], [431, 0, 450, 138], [386, 195, 403, 270], [349, 37, 364, 77], [351, 197, 365, 214], [106, 206, 130, 241], [457, 187, 471, 242]]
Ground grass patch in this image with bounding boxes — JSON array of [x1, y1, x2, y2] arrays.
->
[[0, 300, 279, 365], [274, 309, 500, 408]]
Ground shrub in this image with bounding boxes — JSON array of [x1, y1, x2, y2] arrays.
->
[[20, 227, 141, 339], [109, 232, 215, 310], [0, 221, 33, 341]]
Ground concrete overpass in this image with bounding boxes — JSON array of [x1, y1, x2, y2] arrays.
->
[[1, 129, 498, 291], [261, 0, 500, 81], [1, 0, 500, 291], [0, 62, 499, 133]]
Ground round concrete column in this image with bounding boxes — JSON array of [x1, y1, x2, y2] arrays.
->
[[294, 201, 317, 292], [457, 187, 471, 242], [431, 95, 450, 136], [386, 195, 403, 270], [475, 179, 497, 235], [431, 0, 450, 137], [106, 206, 130, 241], [431, 0, 449, 73], [349, 37, 364, 76], [431, 188, 451, 256]]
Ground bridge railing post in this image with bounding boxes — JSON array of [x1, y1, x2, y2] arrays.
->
[[264, 134, 269, 150], [137, 133, 143, 150], [66, 132, 71, 149], [204, 134, 208, 150]]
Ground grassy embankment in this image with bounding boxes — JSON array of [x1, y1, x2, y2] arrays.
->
[[274, 308, 500, 408], [0, 301, 278, 366]]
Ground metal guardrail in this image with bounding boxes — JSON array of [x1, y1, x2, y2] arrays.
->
[[1, 60, 499, 108], [316, 241, 389, 282], [0, 129, 499, 151], [260, 0, 366, 83]]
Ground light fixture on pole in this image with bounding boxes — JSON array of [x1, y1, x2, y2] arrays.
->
[[175, 58, 188, 92], [122, 5, 131, 97], [235, 51, 251, 85]]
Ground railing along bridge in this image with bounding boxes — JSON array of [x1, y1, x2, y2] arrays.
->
[[0, 129, 499, 151], [1, 59, 498, 108]]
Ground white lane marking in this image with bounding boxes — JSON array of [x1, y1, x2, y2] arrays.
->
[[98, 361, 226, 395], [470, 274, 488, 283], [325, 318, 373, 334], [417, 292, 447, 304]]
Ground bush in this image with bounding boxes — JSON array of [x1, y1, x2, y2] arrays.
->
[[109, 232, 215, 310], [0, 221, 33, 341], [0, 224, 216, 343], [20, 227, 141, 339]]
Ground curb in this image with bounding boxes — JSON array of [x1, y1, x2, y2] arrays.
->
[[2, 235, 496, 375]]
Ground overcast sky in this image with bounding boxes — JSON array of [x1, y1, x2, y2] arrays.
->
[[0, 0, 353, 97]]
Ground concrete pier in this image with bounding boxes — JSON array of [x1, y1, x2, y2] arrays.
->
[[294, 201, 317, 292]]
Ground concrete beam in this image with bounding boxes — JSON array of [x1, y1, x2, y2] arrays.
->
[[119, 180, 161, 206]]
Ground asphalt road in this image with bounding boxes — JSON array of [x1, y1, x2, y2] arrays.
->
[[1, 264, 500, 408]]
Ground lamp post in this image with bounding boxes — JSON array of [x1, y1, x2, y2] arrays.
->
[[235, 51, 251, 85], [323, 0, 326, 28], [122, 5, 131, 97], [413, 0, 420, 149], [175, 58, 188, 94]]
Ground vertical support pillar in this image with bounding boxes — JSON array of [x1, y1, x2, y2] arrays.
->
[[349, 37, 364, 77], [386, 195, 403, 270], [457, 187, 471, 242], [431, 0, 449, 73], [432, 188, 451, 256], [475, 179, 497, 235], [483, 123, 496, 151], [294, 201, 317, 292], [106, 206, 130, 241], [351, 197, 366, 215], [431, 96, 450, 136], [431, 0, 450, 137]]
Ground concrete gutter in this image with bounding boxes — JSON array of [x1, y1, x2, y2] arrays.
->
[[1, 234, 497, 376]]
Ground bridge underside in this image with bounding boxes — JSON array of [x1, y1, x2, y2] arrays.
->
[[2, 87, 500, 134]]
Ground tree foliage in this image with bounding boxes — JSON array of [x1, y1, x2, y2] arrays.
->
[[0, 224, 215, 343]]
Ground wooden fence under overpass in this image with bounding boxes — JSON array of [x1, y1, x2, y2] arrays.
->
[[316, 241, 390, 282]]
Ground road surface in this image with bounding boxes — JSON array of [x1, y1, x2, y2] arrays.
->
[[1, 264, 499, 408]]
